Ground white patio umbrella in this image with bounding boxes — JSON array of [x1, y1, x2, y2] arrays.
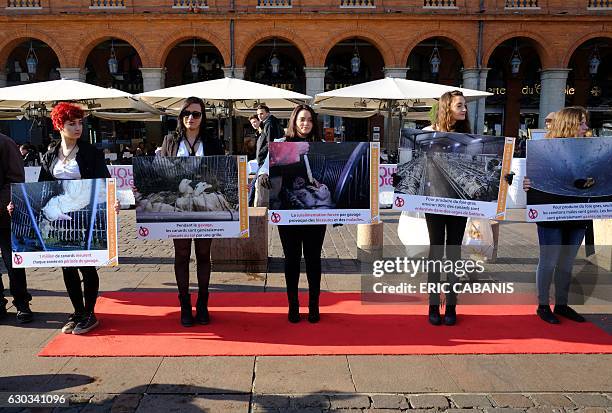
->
[[136, 77, 312, 113], [314, 77, 491, 110], [136, 77, 312, 151], [314, 77, 491, 146], [0, 79, 141, 112]]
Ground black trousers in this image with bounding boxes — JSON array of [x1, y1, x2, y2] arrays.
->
[[63, 267, 99, 314], [0, 227, 31, 308], [278, 225, 326, 305], [173, 238, 212, 297], [425, 214, 467, 305]]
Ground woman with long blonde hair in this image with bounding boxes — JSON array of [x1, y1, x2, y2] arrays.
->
[[423, 90, 471, 326], [524, 106, 590, 324]]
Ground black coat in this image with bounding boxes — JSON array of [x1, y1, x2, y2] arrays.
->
[[0, 133, 25, 228], [39, 140, 110, 182], [257, 114, 283, 167]]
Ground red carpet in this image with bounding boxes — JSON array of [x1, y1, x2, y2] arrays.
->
[[39, 292, 612, 357]]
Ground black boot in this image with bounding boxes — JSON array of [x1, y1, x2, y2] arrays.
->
[[195, 292, 210, 325], [428, 305, 442, 326], [178, 294, 194, 327], [0, 299, 7, 320], [308, 294, 320, 324], [443, 305, 457, 326], [288, 293, 300, 323], [537, 305, 560, 324]]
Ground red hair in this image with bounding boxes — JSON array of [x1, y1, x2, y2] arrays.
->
[[50, 102, 84, 131]]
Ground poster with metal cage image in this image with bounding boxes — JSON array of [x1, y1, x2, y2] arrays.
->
[[11, 178, 118, 268], [133, 155, 249, 239], [393, 129, 515, 219], [268, 142, 379, 225]]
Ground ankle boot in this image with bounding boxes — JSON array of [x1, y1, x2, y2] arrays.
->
[[428, 305, 442, 326], [195, 292, 210, 325], [287, 291, 300, 323], [308, 294, 320, 324], [178, 294, 194, 327], [443, 304, 457, 326]]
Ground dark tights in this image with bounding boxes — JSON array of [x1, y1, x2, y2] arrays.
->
[[278, 225, 327, 305], [425, 213, 467, 306], [63, 267, 99, 314], [173, 238, 212, 296]]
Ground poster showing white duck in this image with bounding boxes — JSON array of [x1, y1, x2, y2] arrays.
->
[[268, 142, 379, 225], [133, 155, 248, 239], [11, 178, 118, 268]]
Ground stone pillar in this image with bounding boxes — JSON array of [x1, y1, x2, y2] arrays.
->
[[140, 67, 165, 92], [462, 68, 489, 135], [357, 222, 384, 262], [538, 69, 571, 128], [58, 68, 86, 82], [223, 66, 245, 79], [383, 67, 409, 79], [0, 71, 6, 87], [304, 67, 326, 101], [139, 68, 166, 146]]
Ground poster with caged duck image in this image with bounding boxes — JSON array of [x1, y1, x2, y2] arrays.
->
[[11, 178, 118, 268], [133, 155, 249, 239]]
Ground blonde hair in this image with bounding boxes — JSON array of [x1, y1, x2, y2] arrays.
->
[[545, 106, 588, 138], [433, 90, 471, 133]]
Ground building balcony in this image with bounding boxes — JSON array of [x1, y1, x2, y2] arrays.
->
[[172, 0, 208, 9], [3, 0, 612, 15], [587, 0, 611, 9], [256, 0, 291, 8], [89, 0, 126, 8], [339, 0, 375, 8], [5, 0, 42, 9], [423, 0, 457, 9]]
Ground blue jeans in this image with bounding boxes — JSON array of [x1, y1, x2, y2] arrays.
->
[[536, 225, 586, 306]]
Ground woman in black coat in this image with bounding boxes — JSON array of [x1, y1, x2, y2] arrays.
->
[[158, 96, 224, 327], [38, 102, 116, 335]]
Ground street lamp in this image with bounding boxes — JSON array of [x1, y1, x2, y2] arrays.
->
[[108, 39, 119, 75], [510, 41, 522, 76], [190, 39, 200, 76], [270, 39, 280, 75], [351, 39, 361, 75], [25, 41, 38, 76], [589, 46, 601, 76], [429, 41, 441, 76]]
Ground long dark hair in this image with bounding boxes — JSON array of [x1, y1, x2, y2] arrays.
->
[[175, 96, 207, 141], [285, 104, 320, 141], [434, 90, 472, 133]]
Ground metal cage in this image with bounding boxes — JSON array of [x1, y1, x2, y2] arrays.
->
[[133, 156, 239, 207], [12, 181, 108, 252]]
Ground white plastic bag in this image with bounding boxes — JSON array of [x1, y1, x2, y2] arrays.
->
[[462, 218, 495, 261]]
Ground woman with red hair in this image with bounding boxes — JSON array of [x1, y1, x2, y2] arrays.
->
[[39, 102, 115, 335]]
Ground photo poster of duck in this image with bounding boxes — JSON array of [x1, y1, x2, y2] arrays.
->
[[132, 155, 249, 239], [10, 178, 118, 268], [392, 129, 515, 219], [525, 137, 612, 222], [267, 141, 379, 225]]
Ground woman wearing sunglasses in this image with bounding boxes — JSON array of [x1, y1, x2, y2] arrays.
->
[[159, 96, 224, 327]]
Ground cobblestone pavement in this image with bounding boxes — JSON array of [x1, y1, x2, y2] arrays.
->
[[0, 209, 610, 412]]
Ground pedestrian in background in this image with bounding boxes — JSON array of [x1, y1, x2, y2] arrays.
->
[[1, 133, 33, 324]]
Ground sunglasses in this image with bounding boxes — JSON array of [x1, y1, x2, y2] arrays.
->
[[181, 110, 202, 119]]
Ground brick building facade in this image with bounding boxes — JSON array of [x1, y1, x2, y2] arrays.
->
[[1, 0, 611, 148]]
